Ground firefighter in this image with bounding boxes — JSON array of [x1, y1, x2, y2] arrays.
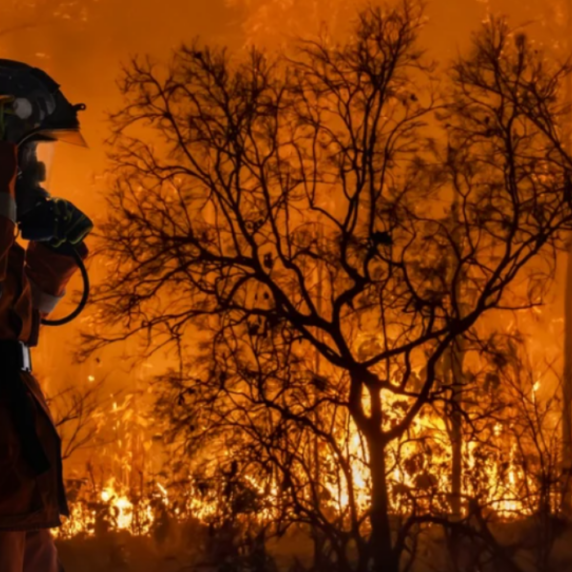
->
[[0, 61, 93, 572]]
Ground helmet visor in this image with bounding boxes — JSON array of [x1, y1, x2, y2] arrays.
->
[[37, 128, 88, 148], [34, 141, 56, 191]]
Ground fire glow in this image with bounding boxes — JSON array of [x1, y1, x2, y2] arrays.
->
[[55, 375, 556, 539]]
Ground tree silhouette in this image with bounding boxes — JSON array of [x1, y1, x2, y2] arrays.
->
[[85, 3, 572, 570], [48, 377, 107, 461]]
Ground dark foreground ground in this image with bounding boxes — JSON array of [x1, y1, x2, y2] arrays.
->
[[56, 519, 572, 572], [56, 522, 314, 572]]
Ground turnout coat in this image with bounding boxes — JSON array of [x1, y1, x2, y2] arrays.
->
[[0, 141, 87, 530]]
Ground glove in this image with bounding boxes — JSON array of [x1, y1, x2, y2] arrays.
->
[[19, 198, 93, 247], [49, 198, 93, 248]]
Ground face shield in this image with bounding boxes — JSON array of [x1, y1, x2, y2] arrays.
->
[[18, 127, 88, 149], [34, 140, 56, 192], [16, 140, 56, 217], [36, 128, 88, 148], [15, 124, 87, 217]]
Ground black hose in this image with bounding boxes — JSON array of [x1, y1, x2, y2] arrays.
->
[[41, 246, 90, 326]]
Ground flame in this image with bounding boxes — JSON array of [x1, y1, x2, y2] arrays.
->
[[54, 368, 558, 538]]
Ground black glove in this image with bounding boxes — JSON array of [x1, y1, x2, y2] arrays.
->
[[19, 198, 93, 247], [49, 198, 93, 247]]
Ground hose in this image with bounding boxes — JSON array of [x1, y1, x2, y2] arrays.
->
[[41, 246, 90, 326]]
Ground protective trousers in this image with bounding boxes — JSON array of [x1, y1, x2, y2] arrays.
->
[[0, 530, 60, 572]]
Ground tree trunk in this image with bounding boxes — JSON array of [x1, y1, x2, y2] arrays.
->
[[448, 193, 466, 521], [450, 341, 465, 520], [563, 241, 572, 514], [442, 342, 465, 572], [563, 0, 572, 514], [368, 436, 399, 572], [312, 224, 325, 568]]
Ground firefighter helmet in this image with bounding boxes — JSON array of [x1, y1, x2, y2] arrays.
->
[[0, 59, 86, 147]]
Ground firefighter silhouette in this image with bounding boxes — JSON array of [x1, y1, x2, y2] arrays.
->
[[0, 60, 93, 572]]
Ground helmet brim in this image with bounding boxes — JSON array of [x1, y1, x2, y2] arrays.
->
[[38, 128, 88, 148]]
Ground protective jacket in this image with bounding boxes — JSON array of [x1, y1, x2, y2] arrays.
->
[[0, 141, 87, 531]]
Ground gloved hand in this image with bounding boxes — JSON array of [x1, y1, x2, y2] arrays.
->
[[48, 198, 93, 248], [19, 197, 93, 247]]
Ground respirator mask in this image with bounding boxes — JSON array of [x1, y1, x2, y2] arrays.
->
[[17, 140, 52, 223]]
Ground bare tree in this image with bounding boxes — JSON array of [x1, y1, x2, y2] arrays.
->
[[85, 3, 572, 570]]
